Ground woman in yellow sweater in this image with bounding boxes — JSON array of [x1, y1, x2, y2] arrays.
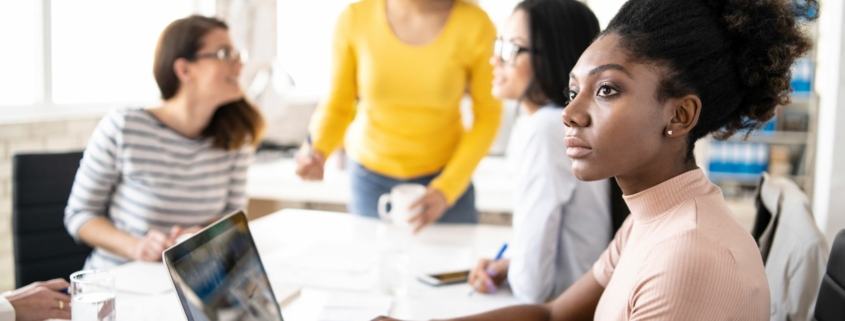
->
[[296, 0, 502, 230]]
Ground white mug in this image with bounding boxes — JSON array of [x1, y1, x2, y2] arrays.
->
[[378, 183, 426, 227]]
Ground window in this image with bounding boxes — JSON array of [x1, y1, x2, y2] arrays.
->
[[0, 0, 213, 111], [0, 1, 40, 106], [582, 0, 625, 28], [51, 0, 213, 105], [479, 0, 521, 29], [481, 0, 619, 30], [276, 0, 357, 94]]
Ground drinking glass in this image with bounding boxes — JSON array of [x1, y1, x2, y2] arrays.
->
[[70, 270, 116, 321]]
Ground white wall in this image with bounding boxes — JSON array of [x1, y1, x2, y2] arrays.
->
[[813, 0, 845, 245], [585, 0, 627, 28]]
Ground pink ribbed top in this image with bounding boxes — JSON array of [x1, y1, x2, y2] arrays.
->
[[592, 169, 770, 320]]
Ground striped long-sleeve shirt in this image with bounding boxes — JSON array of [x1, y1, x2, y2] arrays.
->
[[64, 108, 254, 269]]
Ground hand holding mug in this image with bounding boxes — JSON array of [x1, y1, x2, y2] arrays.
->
[[407, 187, 448, 233], [378, 183, 427, 228]]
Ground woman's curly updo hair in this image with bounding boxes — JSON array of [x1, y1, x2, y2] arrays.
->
[[603, 0, 818, 157]]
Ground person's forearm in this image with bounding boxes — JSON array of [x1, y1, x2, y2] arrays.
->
[[436, 304, 552, 321], [436, 270, 603, 321], [77, 216, 139, 259], [429, 102, 501, 204], [545, 270, 604, 321]]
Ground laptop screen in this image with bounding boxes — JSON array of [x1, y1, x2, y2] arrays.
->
[[163, 211, 283, 321]]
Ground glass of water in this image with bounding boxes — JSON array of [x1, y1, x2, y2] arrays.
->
[[376, 222, 412, 296], [70, 270, 116, 321]]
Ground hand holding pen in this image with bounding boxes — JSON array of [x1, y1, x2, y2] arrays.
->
[[468, 243, 508, 296], [295, 133, 326, 181]]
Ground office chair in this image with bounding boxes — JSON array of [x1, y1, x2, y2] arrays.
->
[[12, 151, 93, 287], [814, 229, 845, 320]]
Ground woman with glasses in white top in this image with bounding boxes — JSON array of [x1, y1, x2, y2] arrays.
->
[[467, 0, 615, 304]]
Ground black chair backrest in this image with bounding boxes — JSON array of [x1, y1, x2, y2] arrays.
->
[[815, 229, 845, 321], [12, 152, 92, 287]]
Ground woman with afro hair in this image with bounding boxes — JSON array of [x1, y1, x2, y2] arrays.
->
[[376, 0, 817, 320]]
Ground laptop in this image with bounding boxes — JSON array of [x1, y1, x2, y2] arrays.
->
[[163, 211, 284, 321]]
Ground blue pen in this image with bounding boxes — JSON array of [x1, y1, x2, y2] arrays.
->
[[493, 243, 508, 262], [469, 243, 508, 296], [305, 133, 313, 157]]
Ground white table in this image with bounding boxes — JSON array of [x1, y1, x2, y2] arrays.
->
[[246, 157, 515, 214], [112, 209, 521, 320]]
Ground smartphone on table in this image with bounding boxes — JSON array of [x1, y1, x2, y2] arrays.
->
[[418, 270, 470, 286]]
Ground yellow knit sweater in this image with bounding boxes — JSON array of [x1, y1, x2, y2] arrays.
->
[[309, 0, 502, 204]]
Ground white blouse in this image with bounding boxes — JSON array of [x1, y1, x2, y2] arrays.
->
[[505, 106, 612, 303]]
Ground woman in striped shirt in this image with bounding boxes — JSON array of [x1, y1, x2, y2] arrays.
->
[[64, 15, 265, 269]]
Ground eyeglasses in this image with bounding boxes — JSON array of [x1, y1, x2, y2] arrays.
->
[[190, 47, 243, 64], [494, 38, 532, 65]]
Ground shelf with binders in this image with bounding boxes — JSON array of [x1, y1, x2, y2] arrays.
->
[[708, 129, 774, 187], [708, 118, 811, 190]]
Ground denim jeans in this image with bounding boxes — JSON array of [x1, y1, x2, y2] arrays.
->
[[346, 161, 478, 224]]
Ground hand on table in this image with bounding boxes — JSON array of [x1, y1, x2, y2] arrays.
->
[[132, 230, 174, 262], [408, 187, 449, 233], [295, 150, 326, 181], [4, 278, 72, 321], [170, 225, 203, 242], [469, 258, 510, 293]]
